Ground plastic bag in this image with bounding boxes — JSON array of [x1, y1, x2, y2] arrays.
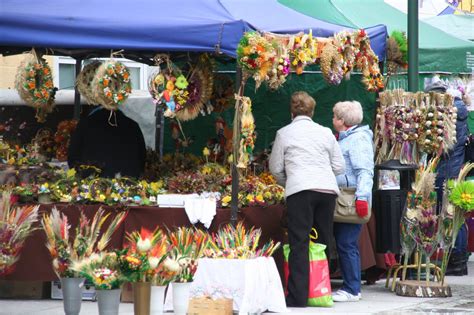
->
[[283, 229, 333, 307]]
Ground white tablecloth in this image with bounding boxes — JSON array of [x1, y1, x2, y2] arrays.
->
[[164, 257, 287, 314]]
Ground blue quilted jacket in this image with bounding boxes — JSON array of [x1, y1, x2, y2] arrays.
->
[[336, 125, 374, 201]]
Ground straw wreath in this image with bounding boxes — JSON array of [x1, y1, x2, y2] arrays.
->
[[320, 43, 344, 85], [76, 61, 102, 105], [15, 50, 57, 122], [175, 54, 214, 121], [92, 61, 132, 110]]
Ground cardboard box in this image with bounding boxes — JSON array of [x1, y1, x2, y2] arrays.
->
[[188, 296, 233, 315], [0, 280, 49, 299], [121, 282, 133, 303], [51, 280, 96, 301], [157, 194, 198, 207]]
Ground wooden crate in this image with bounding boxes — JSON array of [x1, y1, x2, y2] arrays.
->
[[188, 296, 233, 315]]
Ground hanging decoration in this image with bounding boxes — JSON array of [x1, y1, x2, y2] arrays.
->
[[288, 31, 319, 75], [149, 54, 213, 121], [92, 61, 132, 110], [375, 89, 457, 164], [235, 95, 256, 169], [14, 50, 57, 123], [236, 32, 277, 88], [263, 33, 292, 90], [320, 43, 344, 85], [353, 29, 384, 92], [76, 61, 102, 105], [333, 30, 357, 78], [385, 30, 408, 76], [149, 54, 188, 118], [175, 54, 214, 121], [236, 29, 383, 92]]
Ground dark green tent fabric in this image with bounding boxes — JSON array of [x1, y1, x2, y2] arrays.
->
[[162, 73, 376, 154], [278, 0, 474, 73]]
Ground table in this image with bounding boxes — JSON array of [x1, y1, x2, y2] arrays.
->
[[2, 204, 286, 281], [164, 257, 287, 314], [1, 203, 386, 282]]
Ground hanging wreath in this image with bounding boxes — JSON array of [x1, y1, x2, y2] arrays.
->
[[353, 30, 384, 92], [211, 73, 235, 113], [263, 32, 291, 90], [236, 32, 277, 88], [320, 43, 344, 85], [15, 51, 57, 122], [288, 31, 318, 75], [149, 55, 189, 118], [235, 95, 256, 169], [76, 61, 102, 105], [175, 54, 214, 121], [333, 30, 357, 78], [92, 61, 132, 110], [149, 54, 213, 121]]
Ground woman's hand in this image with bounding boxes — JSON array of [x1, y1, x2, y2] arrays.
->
[[355, 200, 369, 218]]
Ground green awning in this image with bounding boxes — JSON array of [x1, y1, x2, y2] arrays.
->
[[278, 0, 474, 73]]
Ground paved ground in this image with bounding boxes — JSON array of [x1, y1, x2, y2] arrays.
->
[[1, 258, 473, 315]]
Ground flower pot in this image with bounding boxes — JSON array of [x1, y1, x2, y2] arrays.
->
[[172, 282, 191, 315], [60, 277, 85, 315], [38, 194, 52, 204], [150, 285, 166, 315], [133, 282, 151, 315], [96, 289, 121, 315]]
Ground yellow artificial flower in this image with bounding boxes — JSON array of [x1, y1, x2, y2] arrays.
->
[[221, 195, 231, 207], [246, 194, 255, 202], [255, 195, 264, 203], [66, 168, 76, 178], [150, 181, 163, 192], [98, 194, 106, 202], [202, 147, 210, 157], [264, 191, 272, 199]]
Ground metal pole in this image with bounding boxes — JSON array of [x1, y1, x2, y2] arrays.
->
[[408, 0, 419, 92], [230, 68, 244, 227], [155, 106, 165, 160], [73, 58, 82, 119]]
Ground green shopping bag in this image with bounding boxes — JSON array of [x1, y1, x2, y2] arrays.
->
[[283, 228, 333, 307]]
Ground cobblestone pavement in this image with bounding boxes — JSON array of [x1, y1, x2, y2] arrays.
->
[[0, 259, 472, 315]]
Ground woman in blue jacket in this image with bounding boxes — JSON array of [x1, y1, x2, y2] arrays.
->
[[332, 101, 374, 302]]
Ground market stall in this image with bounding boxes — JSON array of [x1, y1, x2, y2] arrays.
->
[[0, 0, 393, 312]]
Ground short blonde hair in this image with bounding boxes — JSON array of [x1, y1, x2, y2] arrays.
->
[[333, 101, 363, 126], [290, 91, 316, 117]]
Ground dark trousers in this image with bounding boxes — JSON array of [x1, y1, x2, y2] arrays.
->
[[286, 190, 336, 307]]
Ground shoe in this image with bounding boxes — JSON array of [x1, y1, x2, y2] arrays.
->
[[332, 290, 360, 302], [358, 293, 362, 299]]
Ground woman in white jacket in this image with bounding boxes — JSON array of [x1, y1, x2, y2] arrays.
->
[[269, 91, 345, 307]]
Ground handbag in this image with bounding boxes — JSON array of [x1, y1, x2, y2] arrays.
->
[[334, 177, 371, 224]]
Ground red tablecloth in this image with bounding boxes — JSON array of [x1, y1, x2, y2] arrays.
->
[[2, 204, 286, 281], [2, 204, 385, 282]]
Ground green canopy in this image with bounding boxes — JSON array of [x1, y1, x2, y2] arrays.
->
[[278, 0, 474, 73], [425, 14, 474, 42]]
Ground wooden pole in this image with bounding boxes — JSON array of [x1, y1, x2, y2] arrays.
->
[[230, 68, 245, 227]]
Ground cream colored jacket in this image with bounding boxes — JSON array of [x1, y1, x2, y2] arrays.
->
[[269, 116, 345, 198]]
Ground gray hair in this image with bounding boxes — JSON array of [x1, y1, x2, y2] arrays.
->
[[333, 101, 363, 126]]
